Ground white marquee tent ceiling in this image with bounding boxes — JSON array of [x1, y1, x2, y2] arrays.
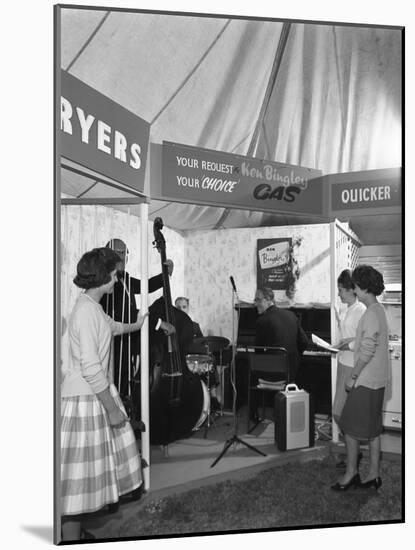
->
[[59, 8, 402, 245]]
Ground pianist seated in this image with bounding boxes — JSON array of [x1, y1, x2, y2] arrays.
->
[[254, 287, 309, 382], [242, 288, 308, 421]]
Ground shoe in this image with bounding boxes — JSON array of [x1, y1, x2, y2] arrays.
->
[[107, 501, 119, 514], [210, 397, 221, 411], [359, 477, 382, 491], [130, 484, 146, 501], [249, 408, 260, 422], [80, 528, 96, 540], [336, 451, 363, 470], [331, 473, 361, 491]]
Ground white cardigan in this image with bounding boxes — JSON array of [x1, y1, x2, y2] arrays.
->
[[61, 293, 125, 397]]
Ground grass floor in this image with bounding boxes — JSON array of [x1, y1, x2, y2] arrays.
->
[[111, 454, 402, 540]]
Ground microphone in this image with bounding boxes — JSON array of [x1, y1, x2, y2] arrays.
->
[[230, 276, 237, 293]]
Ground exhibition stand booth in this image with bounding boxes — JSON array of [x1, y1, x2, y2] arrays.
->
[[57, 71, 402, 494]]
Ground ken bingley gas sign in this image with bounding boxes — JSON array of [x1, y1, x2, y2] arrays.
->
[[162, 141, 323, 215]]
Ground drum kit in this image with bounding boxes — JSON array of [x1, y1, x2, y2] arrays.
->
[[185, 336, 230, 435]]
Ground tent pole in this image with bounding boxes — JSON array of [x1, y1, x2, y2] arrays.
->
[[140, 202, 150, 490], [214, 21, 291, 230], [330, 221, 340, 443], [247, 21, 292, 158]]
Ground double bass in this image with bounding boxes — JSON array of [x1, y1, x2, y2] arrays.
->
[[146, 217, 205, 445]]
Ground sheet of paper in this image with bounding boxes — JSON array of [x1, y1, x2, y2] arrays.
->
[[311, 333, 339, 353]]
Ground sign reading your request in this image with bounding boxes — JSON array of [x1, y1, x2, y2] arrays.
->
[[162, 142, 323, 215]]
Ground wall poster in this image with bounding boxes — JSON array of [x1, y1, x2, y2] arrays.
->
[[257, 238, 292, 290]]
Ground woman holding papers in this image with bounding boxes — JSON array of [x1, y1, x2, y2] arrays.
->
[[331, 265, 389, 492], [332, 269, 366, 423]]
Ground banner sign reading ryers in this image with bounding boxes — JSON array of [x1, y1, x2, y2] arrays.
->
[[60, 70, 150, 193], [257, 238, 292, 290], [162, 142, 323, 215]]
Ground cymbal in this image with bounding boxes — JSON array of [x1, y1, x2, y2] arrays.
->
[[189, 336, 230, 353]]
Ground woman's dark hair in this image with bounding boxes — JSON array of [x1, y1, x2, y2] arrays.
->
[[337, 269, 355, 290], [73, 247, 121, 289], [352, 264, 385, 296]]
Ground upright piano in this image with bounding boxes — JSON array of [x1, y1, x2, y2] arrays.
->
[[235, 304, 332, 415]]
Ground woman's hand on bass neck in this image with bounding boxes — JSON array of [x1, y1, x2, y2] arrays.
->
[[135, 311, 149, 330]]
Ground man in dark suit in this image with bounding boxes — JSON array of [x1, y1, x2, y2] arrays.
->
[[254, 287, 309, 381], [101, 238, 174, 398], [248, 287, 309, 421], [174, 297, 203, 339]]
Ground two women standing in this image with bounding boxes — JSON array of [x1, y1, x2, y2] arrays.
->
[[331, 265, 390, 492]]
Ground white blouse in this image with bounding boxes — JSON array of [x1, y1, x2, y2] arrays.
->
[[338, 299, 366, 367]]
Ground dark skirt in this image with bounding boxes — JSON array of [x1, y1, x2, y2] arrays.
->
[[338, 385, 385, 440], [332, 361, 352, 423]]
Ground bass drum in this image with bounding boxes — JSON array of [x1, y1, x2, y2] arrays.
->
[[192, 380, 211, 431], [145, 363, 205, 445], [132, 296, 206, 445]]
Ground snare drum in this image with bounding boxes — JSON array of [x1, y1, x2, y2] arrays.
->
[[186, 354, 213, 375]]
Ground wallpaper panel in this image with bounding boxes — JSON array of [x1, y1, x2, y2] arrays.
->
[[60, 208, 335, 361], [60, 205, 185, 371], [184, 224, 331, 341]]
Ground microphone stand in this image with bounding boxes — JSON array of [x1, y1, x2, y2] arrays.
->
[[211, 285, 266, 467]]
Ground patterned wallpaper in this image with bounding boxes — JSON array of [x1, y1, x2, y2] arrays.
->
[[183, 224, 331, 341], [61, 205, 186, 321], [60, 205, 185, 371], [60, 205, 333, 361]]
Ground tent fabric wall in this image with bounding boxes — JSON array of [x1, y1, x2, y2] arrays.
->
[[59, 9, 402, 244], [255, 23, 401, 173], [61, 11, 283, 154]]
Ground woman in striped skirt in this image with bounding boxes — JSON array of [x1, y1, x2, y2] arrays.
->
[[61, 247, 148, 541]]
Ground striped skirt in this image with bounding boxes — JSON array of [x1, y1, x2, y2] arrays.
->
[[61, 384, 142, 516]]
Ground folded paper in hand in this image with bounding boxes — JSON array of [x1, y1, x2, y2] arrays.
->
[[312, 334, 339, 353]]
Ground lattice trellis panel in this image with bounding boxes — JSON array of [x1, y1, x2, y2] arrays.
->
[[333, 220, 362, 339], [335, 221, 361, 275]]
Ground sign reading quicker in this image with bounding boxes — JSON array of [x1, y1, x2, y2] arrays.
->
[[60, 71, 150, 193], [162, 142, 323, 215], [329, 168, 401, 217]]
